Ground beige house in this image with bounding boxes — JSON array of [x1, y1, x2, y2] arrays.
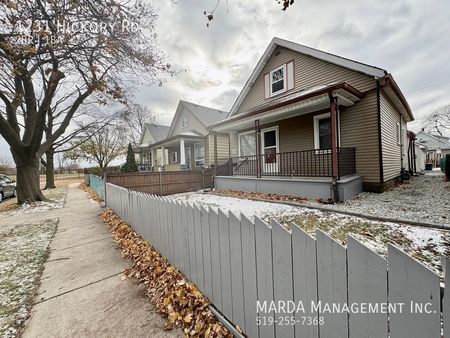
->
[[147, 101, 229, 171], [209, 37, 414, 201], [134, 124, 170, 171]]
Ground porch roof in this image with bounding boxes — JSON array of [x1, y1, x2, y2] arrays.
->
[[146, 133, 205, 148], [209, 82, 363, 132]]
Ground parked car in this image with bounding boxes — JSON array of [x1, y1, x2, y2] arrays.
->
[[0, 175, 16, 202]]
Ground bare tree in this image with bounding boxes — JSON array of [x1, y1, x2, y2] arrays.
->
[[0, 0, 169, 203], [64, 124, 127, 169], [118, 104, 155, 145], [42, 108, 118, 189], [425, 104, 450, 136]]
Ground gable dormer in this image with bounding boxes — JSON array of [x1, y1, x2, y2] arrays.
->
[[230, 38, 388, 117], [168, 102, 208, 137]]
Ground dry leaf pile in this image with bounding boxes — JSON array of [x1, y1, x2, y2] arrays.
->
[[215, 189, 307, 203], [100, 209, 232, 338], [79, 183, 104, 202]]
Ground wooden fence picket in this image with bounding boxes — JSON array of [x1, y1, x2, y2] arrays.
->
[[316, 230, 348, 338], [347, 235, 388, 338], [254, 217, 275, 338], [228, 212, 245, 330], [201, 206, 213, 301], [241, 215, 259, 338], [209, 209, 222, 310], [388, 244, 441, 338], [218, 209, 233, 321]]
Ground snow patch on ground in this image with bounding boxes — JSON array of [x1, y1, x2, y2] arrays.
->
[[0, 219, 58, 337], [0, 188, 66, 218], [171, 192, 306, 221]]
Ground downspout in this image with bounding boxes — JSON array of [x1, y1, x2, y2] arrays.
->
[[399, 113, 404, 169], [376, 80, 384, 186]]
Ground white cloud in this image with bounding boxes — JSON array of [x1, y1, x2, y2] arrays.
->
[[2, 0, 450, 161]]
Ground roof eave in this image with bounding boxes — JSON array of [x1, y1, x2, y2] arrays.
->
[[210, 82, 362, 130]]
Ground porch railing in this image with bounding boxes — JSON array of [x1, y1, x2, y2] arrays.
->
[[216, 147, 356, 178]]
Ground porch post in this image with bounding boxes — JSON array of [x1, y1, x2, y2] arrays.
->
[[214, 132, 218, 176], [255, 119, 261, 178], [151, 148, 156, 171], [330, 97, 339, 179], [161, 146, 166, 169], [330, 96, 339, 201], [180, 138, 186, 165]]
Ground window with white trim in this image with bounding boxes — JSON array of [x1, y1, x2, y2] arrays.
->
[[171, 151, 178, 163], [194, 143, 205, 167], [238, 131, 256, 156], [314, 113, 332, 150], [269, 65, 286, 96], [396, 123, 401, 145], [181, 114, 189, 128]]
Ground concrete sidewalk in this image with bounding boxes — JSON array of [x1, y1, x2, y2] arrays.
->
[[22, 184, 181, 338]]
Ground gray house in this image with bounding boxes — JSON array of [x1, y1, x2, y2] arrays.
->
[[134, 124, 170, 171], [147, 100, 229, 171], [209, 37, 414, 201], [416, 131, 450, 167]]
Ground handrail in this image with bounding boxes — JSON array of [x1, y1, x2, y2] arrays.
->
[[216, 147, 356, 178]]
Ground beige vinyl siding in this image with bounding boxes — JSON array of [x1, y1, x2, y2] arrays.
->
[[153, 148, 168, 167], [340, 92, 380, 183], [170, 106, 208, 137], [380, 92, 402, 182], [141, 129, 155, 144], [205, 133, 230, 166], [236, 46, 376, 114]]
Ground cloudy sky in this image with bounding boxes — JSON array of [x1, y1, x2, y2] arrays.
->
[[1, 0, 450, 162]]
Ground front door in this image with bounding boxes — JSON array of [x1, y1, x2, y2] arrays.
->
[[261, 127, 279, 174]]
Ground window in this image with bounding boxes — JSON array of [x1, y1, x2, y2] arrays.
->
[[314, 113, 335, 150], [269, 65, 286, 96], [181, 114, 189, 128], [171, 151, 178, 163], [396, 123, 401, 145], [194, 143, 205, 167], [238, 131, 256, 156]]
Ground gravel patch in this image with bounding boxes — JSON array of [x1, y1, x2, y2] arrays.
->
[[305, 171, 450, 225], [0, 219, 58, 338]]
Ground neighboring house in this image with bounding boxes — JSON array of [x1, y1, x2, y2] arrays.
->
[[416, 131, 450, 167], [147, 101, 229, 171], [209, 37, 414, 201], [134, 124, 170, 171]]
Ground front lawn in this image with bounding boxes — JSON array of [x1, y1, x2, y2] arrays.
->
[[171, 192, 450, 278], [0, 219, 57, 338]]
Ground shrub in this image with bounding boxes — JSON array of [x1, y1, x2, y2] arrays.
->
[[121, 143, 138, 173]]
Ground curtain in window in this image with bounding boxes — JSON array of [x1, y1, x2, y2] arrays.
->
[[239, 133, 256, 156]]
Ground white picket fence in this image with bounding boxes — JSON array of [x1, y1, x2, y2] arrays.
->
[[105, 182, 450, 338]]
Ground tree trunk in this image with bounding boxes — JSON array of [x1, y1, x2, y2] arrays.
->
[[14, 156, 47, 204], [44, 149, 56, 190]]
